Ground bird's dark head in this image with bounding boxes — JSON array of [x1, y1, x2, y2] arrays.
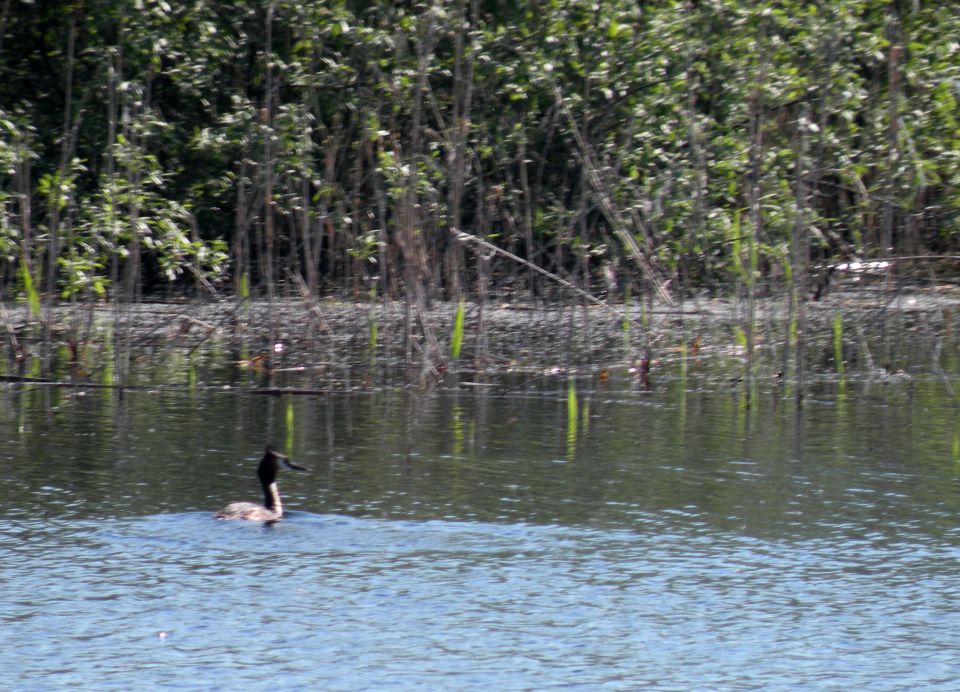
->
[[257, 446, 307, 485]]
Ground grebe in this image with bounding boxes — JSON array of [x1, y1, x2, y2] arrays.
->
[[215, 447, 306, 522]]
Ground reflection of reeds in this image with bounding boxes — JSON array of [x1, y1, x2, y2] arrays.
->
[[680, 339, 688, 381], [451, 404, 464, 457]]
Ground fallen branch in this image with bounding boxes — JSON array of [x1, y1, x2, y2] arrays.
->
[[454, 229, 649, 341]]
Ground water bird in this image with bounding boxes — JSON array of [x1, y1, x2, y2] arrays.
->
[[215, 447, 306, 522]]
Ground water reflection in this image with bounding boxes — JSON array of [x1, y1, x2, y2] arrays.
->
[[2, 376, 960, 687]]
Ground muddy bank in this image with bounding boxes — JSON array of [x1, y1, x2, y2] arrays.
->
[[2, 283, 959, 388]]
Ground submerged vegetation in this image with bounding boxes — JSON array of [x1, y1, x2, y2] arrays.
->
[[1, 1, 959, 389]]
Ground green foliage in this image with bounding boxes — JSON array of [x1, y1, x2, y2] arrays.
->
[[0, 0, 957, 301]]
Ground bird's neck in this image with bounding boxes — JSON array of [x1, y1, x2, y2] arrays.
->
[[262, 482, 283, 515]]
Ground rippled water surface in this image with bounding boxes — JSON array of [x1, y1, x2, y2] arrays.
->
[[3, 375, 960, 689]]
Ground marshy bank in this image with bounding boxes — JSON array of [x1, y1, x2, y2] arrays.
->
[[3, 275, 960, 397]]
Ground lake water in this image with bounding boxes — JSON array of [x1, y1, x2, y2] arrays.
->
[[3, 370, 960, 689]]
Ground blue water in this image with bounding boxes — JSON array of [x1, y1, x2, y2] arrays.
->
[[3, 379, 960, 689], [5, 511, 960, 689]]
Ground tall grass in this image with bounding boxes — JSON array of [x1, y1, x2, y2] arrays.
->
[[451, 298, 466, 361], [833, 312, 845, 396], [285, 398, 294, 454], [367, 308, 379, 368], [832, 312, 844, 377], [567, 377, 578, 427], [19, 257, 41, 320], [566, 377, 578, 460], [101, 321, 114, 387]]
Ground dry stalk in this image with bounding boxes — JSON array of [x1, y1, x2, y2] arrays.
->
[[549, 77, 674, 306], [454, 229, 649, 351]]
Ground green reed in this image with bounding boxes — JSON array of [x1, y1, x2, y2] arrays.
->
[[19, 257, 41, 319], [832, 312, 844, 377], [451, 298, 466, 361]]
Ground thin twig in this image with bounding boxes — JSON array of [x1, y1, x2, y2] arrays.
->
[[454, 229, 649, 345], [549, 76, 674, 306]]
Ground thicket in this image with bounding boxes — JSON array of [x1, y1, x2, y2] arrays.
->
[[1, 0, 958, 307]]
